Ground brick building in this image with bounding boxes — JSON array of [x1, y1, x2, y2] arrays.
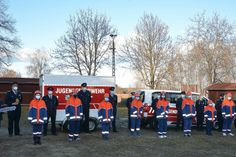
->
[[206, 83, 236, 102], [0, 77, 39, 105]]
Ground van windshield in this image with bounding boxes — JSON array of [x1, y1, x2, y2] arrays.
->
[[192, 94, 199, 102], [152, 92, 180, 104], [152, 92, 199, 103]]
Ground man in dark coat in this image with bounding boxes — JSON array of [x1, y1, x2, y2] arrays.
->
[[109, 87, 118, 132], [176, 91, 185, 131], [196, 96, 206, 131], [151, 93, 160, 110], [5, 82, 23, 136], [151, 93, 160, 132], [126, 92, 135, 129], [0, 99, 3, 128], [234, 99, 236, 129], [215, 93, 224, 131], [78, 83, 91, 133], [43, 87, 58, 136]]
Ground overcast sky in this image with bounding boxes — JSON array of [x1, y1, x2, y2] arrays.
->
[[6, 0, 236, 87]]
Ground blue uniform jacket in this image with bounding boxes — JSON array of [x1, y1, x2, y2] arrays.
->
[[222, 100, 236, 118], [182, 99, 196, 118], [204, 106, 217, 121], [65, 97, 83, 120], [28, 99, 47, 124], [98, 101, 113, 122], [130, 106, 143, 118]]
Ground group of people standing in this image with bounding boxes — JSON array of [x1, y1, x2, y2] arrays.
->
[[194, 92, 236, 136], [1, 81, 236, 144], [126, 90, 236, 138], [1, 82, 118, 144], [29, 83, 118, 144], [27, 82, 93, 144], [1, 82, 59, 139], [64, 84, 118, 142]]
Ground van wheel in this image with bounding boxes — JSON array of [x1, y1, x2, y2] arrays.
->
[[151, 119, 157, 130], [213, 121, 219, 130], [63, 120, 69, 132], [141, 119, 147, 128], [89, 118, 97, 132]]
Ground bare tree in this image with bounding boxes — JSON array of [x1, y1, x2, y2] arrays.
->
[[0, 0, 20, 68], [0, 68, 21, 77], [121, 13, 173, 89], [180, 12, 236, 85], [52, 9, 116, 75], [26, 49, 51, 78]]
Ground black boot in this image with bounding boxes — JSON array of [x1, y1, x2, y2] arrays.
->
[[43, 131, 47, 136], [37, 136, 41, 145], [68, 136, 73, 142], [113, 128, 118, 132], [102, 134, 106, 140], [33, 136, 37, 145]]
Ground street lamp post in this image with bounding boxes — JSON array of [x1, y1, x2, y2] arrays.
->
[[110, 34, 117, 77]]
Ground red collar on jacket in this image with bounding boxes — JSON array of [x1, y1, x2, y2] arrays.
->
[[29, 99, 46, 109], [182, 98, 194, 112], [99, 101, 112, 110], [156, 99, 169, 111], [66, 97, 82, 107], [204, 106, 215, 112], [204, 105, 216, 121], [99, 101, 112, 119], [131, 99, 143, 108]]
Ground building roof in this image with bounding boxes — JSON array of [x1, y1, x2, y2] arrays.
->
[[206, 83, 236, 91], [40, 74, 115, 86]]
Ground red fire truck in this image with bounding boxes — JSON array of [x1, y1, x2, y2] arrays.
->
[[139, 90, 200, 129], [39, 74, 115, 132]]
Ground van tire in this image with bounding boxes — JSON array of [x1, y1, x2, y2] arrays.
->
[[213, 121, 219, 130], [88, 118, 97, 132], [62, 120, 69, 132]]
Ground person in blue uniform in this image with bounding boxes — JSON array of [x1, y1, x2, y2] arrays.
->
[[204, 99, 217, 136], [130, 93, 143, 136], [196, 96, 206, 131], [126, 92, 135, 129], [222, 92, 236, 136], [215, 93, 224, 131], [176, 91, 185, 131], [0, 99, 3, 128], [66, 90, 83, 142], [156, 91, 169, 138], [43, 87, 58, 136], [77, 83, 91, 133], [98, 93, 113, 140], [28, 90, 47, 145], [5, 82, 23, 137], [109, 87, 118, 132], [182, 91, 196, 137]]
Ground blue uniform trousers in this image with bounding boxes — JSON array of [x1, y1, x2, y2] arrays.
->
[[222, 117, 233, 134], [130, 117, 141, 133], [183, 117, 192, 134], [101, 122, 110, 138], [68, 120, 80, 139], [206, 120, 213, 135], [158, 118, 167, 135], [32, 123, 43, 136]]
